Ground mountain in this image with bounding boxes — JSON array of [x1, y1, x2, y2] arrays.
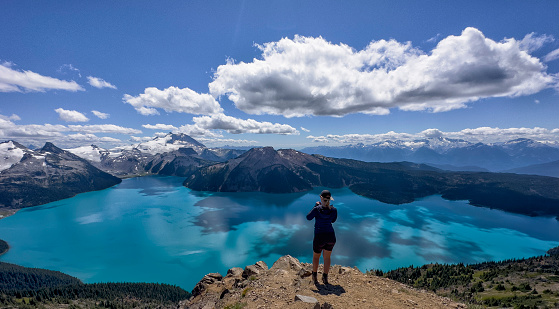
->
[[503, 160, 559, 178], [144, 148, 216, 177], [301, 138, 559, 171], [184, 147, 559, 218], [134, 133, 206, 155], [65, 133, 246, 178], [0, 142, 121, 209], [184, 147, 318, 193], [0, 140, 33, 172]]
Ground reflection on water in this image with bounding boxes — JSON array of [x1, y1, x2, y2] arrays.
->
[[0, 176, 557, 291]]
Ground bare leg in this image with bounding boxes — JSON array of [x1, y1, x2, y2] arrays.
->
[[312, 251, 321, 272], [323, 250, 332, 274]]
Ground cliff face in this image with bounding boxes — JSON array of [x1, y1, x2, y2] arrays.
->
[[185, 255, 465, 309], [0, 142, 121, 208]]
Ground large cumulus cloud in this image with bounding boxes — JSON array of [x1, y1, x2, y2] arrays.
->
[[209, 28, 556, 117]]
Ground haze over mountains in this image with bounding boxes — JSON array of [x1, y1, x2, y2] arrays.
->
[[302, 137, 559, 174]]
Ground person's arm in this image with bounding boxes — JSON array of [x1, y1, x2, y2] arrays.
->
[[331, 208, 338, 223], [306, 203, 319, 221]]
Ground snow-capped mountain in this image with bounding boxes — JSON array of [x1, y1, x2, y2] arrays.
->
[[301, 137, 559, 172], [0, 141, 34, 172], [64, 133, 246, 177], [63, 144, 109, 163], [0, 142, 121, 208], [134, 133, 206, 155]]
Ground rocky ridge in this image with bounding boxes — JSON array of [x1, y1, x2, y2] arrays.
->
[[185, 255, 465, 309], [0, 142, 121, 208]]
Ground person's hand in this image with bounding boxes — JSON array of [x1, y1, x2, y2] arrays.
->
[[315, 201, 320, 207]]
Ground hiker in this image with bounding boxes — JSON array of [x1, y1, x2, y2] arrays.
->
[[306, 189, 338, 285]]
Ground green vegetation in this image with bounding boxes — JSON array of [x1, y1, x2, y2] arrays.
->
[[0, 261, 191, 308], [372, 246, 559, 308]]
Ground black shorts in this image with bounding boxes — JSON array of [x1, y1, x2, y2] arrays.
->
[[313, 232, 336, 253]]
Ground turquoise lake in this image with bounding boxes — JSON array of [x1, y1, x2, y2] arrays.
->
[[0, 176, 558, 291]]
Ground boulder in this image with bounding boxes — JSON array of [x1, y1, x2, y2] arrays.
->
[[271, 255, 303, 272], [191, 273, 223, 297], [226, 267, 244, 277], [242, 261, 268, 279]]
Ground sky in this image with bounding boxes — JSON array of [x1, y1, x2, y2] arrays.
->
[[0, 0, 558, 150]]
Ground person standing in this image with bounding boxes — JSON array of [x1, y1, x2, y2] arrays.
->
[[306, 189, 337, 285]]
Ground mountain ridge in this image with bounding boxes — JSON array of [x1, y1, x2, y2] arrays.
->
[[0, 142, 121, 209], [184, 147, 559, 219], [301, 137, 559, 172]]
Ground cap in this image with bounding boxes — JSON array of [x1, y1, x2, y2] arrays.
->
[[320, 190, 334, 201]]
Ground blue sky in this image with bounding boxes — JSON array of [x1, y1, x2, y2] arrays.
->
[[1, 0, 558, 149]]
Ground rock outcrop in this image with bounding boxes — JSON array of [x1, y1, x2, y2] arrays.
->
[[185, 255, 465, 309]]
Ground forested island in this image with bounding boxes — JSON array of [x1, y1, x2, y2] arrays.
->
[[0, 239, 8, 256]]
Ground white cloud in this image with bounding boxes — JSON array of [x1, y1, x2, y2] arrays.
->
[[66, 133, 121, 143], [196, 137, 258, 146], [123, 86, 223, 116], [0, 63, 84, 92], [301, 127, 310, 132], [142, 123, 178, 131], [130, 136, 153, 142], [91, 110, 110, 119], [58, 64, 82, 78], [187, 113, 299, 135], [519, 33, 554, 52], [0, 114, 20, 121], [0, 114, 139, 148], [209, 28, 556, 117], [66, 124, 142, 134], [421, 128, 444, 139], [544, 48, 559, 62], [87, 76, 117, 89], [426, 33, 442, 43], [307, 127, 559, 145], [55, 108, 90, 122]]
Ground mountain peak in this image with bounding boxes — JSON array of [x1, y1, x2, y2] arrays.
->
[[166, 133, 206, 148], [40, 142, 64, 154]]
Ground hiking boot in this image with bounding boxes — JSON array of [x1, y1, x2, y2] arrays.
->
[[312, 272, 318, 284], [322, 273, 329, 285]]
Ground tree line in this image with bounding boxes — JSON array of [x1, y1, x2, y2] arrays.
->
[[0, 261, 191, 307]]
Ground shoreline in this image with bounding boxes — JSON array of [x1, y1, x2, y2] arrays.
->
[[0, 208, 19, 220]]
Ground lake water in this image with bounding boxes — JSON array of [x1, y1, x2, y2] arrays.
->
[[0, 176, 558, 291]]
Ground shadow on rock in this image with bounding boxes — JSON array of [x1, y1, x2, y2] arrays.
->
[[313, 283, 346, 296]]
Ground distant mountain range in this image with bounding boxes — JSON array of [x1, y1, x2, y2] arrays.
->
[[0, 141, 121, 208], [301, 137, 559, 172], [64, 133, 246, 177], [1, 134, 558, 218]]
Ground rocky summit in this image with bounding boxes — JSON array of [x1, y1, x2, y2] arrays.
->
[[185, 255, 465, 309]]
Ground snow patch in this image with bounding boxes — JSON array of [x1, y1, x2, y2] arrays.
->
[[0, 141, 25, 171]]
